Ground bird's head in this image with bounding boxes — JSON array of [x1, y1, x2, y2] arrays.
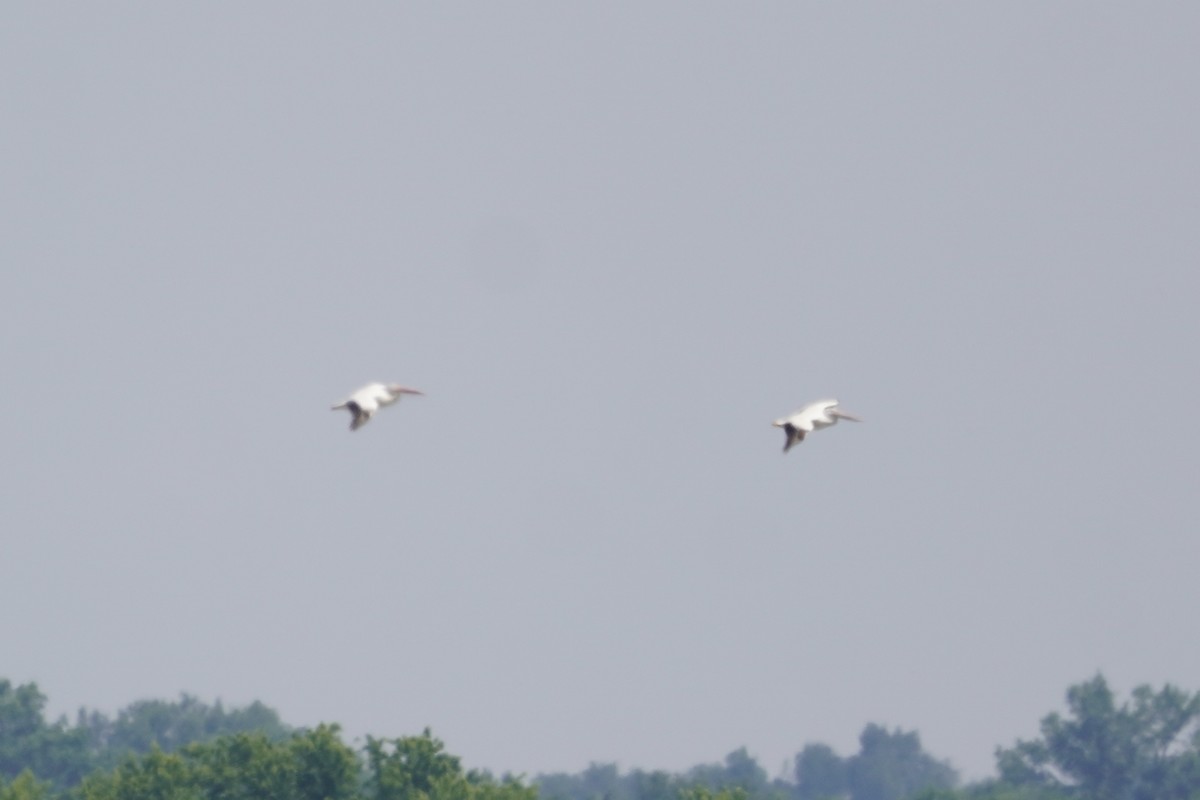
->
[[771, 419, 785, 428]]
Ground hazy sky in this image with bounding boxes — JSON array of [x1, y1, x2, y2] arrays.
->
[[3, 2, 1199, 784]]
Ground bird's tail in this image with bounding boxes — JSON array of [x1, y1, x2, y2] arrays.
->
[[331, 401, 348, 410]]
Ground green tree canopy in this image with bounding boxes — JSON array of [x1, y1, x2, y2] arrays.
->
[[685, 748, 779, 800], [847, 724, 957, 800], [79, 694, 290, 769], [536, 750, 787, 800], [794, 742, 847, 800], [909, 782, 1072, 800], [0, 771, 54, 800], [79, 726, 362, 800], [791, 725, 956, 800], [996, 674, 1200, 800], [364, 729, 536, 800], [537, 763, 681, 800], [0, 680, 92, 788]]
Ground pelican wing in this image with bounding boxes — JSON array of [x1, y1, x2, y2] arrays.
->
[[345, 401, 369, 431], [783, 424, 805, 453]]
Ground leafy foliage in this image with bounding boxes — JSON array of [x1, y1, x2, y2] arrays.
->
[[364, 729, 536, 800], [678, 789, 750, 800], [79, 726, 362, 800], [848, 724, 957, 800], [995, 674, 1200, 800], [0, 681, 92, 788], [290, 724, 362, 800], [793, 743, 846, 800], [793, 725, 956, 800], [0, 771, 55, 800], [909, 782, 1072, 800], [0, 679, 291, 790], [78, 694, 290, 769], [78, 747, 202, 800], [536, 760, 772, 800], [685, 748, 785, 800], [5, 673, 1200, 800]]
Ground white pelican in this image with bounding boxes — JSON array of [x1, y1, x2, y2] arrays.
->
[[773, 399, 861, 453], [332, 383, 423, 431]]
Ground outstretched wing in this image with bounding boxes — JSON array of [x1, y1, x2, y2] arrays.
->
[[346, 401, 369, 431], [830, 406, 862, 422], [783, 424, 805, 453]]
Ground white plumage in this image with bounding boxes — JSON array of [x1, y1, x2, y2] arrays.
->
[[332, 382, 423, 431], [772, 399, 861, 453]]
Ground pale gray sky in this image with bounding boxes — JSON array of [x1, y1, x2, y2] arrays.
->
[[3, 2, 1199, 784]]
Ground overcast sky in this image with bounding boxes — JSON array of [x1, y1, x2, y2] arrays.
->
[[3, 2, 1199, 784]]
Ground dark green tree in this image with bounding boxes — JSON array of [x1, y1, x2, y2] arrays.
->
[[79, 726, 361, 800], [464, 772, 539, 800], [79, 694, 289, 769], [0, 771, 54, 800], [289, 724, 360, 800], [188, 733, 301, 800], [909, 785, 1071, 800], [996, 674, 1200, 800], [365, 729, 464, 800], [0, 680, 92, 787], [537, 756, 784, 800], [793, 743, 847, 800], [625, 769, 677, 800], [678, 789, 749, 800], [574, 764, 621, 800], [537, 763, 672, 800], [686, 749, 778, 799], [846, 725, 957, 800], [364, 729, 535, 800], [78, 747, 201, 800]]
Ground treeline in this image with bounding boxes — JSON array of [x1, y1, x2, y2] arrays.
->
[[3, 675, 1200, 800], [1, 723, 532, 800], [537, 724, 956, 800], [540, 676, 1200, 800], [0, 679, 289, 787]]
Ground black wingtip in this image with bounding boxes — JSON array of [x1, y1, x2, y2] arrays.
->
[[782, 424, 804, 453], [345, 401, 366, 431]]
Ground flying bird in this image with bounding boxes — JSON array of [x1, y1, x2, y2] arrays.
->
[[772, 399, 861, 453], [332, 382, 424, 431]]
